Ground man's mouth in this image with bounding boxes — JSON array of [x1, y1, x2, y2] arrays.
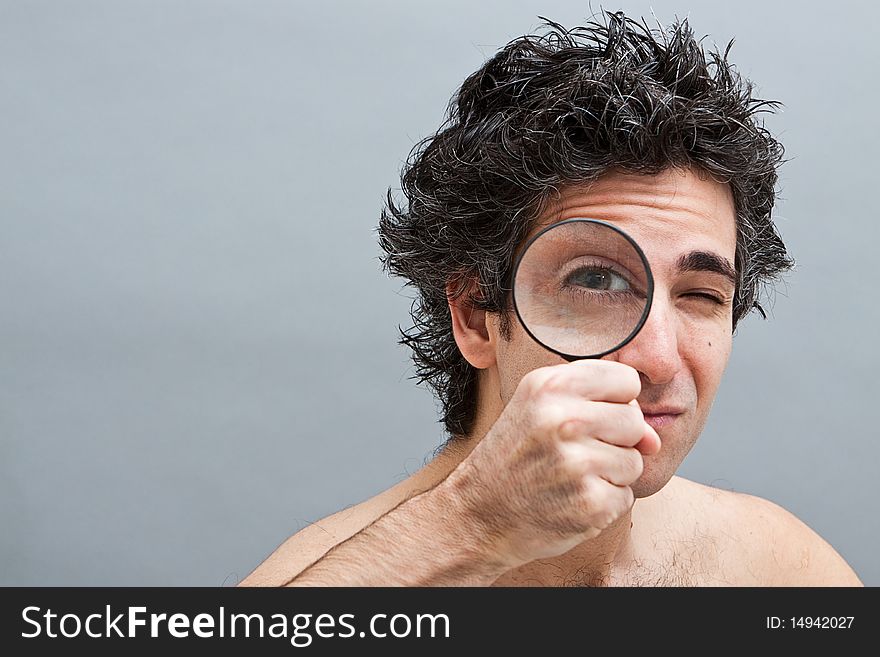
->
[[641, 407, 685, 431]]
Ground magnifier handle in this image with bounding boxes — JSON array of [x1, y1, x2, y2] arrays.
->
[[561, 354, 593, 363]]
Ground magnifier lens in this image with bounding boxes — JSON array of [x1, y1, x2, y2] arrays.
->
[[512, 219, 653, 360]]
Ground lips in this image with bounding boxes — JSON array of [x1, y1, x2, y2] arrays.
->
[[642, 408, 684, 431], [641, 406, 685, 415]]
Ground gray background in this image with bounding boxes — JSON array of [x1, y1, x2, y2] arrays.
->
[[1, 0, 876, 586]]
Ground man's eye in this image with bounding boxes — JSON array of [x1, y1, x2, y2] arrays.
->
[[685, 292, 725, 304], [566, 267, 630, 291]]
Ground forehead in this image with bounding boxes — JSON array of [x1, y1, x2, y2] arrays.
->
[[531, 167, 737, 266]]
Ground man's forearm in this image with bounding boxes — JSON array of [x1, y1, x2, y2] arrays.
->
[[284, 481, 508, 586]]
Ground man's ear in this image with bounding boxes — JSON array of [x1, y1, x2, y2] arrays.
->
[[446, 278, 497, 370]]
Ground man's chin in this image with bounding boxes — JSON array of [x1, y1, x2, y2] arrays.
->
[[631, 460, 675, 499]]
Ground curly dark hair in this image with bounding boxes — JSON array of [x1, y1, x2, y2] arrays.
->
[[377, 11, 794, 440]]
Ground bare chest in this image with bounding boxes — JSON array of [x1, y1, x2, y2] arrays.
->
[[491, 530, 730, 587], [491, 560, 709, 587]]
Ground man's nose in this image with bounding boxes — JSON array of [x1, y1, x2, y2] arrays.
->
[[609, 294, 683, 385]]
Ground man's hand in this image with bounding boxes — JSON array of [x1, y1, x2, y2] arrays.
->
[[439, 359, 660, 571], [266, 359, 659, 587]]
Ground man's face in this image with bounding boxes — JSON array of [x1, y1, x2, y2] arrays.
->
[[489, 167, 737, 498]]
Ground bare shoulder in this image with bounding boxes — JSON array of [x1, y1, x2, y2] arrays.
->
[[236, 501, 380, 587], [651, 476, 862, 586], [237, 473, 438, 587], [238, 450, 463, 587]]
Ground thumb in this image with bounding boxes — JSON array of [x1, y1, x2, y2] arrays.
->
[[635, 421, 661, 455]]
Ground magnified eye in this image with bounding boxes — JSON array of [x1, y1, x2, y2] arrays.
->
[[566, 266, 631, 292], [511, 218, 653, 360]]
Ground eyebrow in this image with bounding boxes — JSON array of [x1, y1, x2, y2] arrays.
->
[[676, 251, 737, 288]]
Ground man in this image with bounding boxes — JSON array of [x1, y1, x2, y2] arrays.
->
[[241, 13, 862, 586]]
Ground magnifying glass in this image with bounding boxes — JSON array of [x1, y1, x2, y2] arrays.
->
[[511, 218, 654, 361]]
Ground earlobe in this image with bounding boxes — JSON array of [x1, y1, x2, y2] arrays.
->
[[446, 280, 497, 369]]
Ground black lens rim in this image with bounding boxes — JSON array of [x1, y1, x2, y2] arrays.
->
[[510, 218, 655, 362]]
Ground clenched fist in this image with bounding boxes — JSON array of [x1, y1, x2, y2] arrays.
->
[[441, 359, 661, 571]]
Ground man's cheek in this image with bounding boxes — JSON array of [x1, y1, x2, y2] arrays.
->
[[687, 323, 731, 377], [695, 356, 730, 429], [708, 333, 733, 383]]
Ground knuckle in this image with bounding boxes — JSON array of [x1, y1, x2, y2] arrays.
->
[[581, 479, 633, 529], [581, 476, 608, 509], [541, 370, 569, 393], [624, 367, 642, 396], [519, 367, 550, 396], [620, 405, 645, 441], [518, 370, 543, 398], [523, 364, 565, 396], [576, 474, 596, 502], [535, 371, 572, 402], [625, 448, 644, 479], [537, 401, 569, 433], [558, 410, 597, 443], [594, 505, 619, 529], [607, 359, 639, 388], [555, 441, 582, 468], [607, 361, 641, 396], [599, 407, 621, 438], [557, 417, 580, 442], [597, 405, 635, 444], [621, 485, 635, 511]]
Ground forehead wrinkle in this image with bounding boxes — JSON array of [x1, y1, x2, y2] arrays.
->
[[532, 203, 725, 256], [538, 169, 735, 231], [546, 192, 725, 227]]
